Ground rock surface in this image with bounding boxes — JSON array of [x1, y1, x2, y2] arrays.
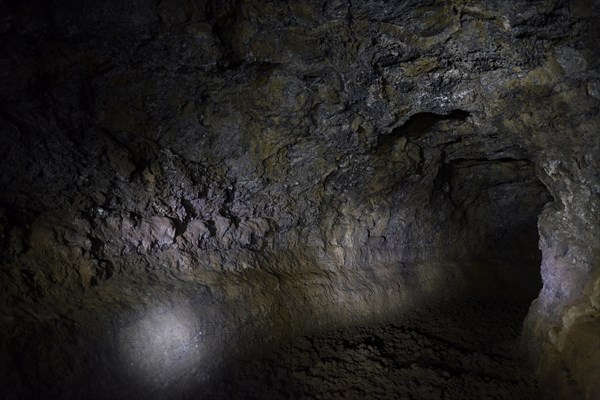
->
[[0, 0, 598, 399], [209, 299, 542, 400]]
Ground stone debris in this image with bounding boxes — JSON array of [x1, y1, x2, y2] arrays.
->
[[208, 300, 541, 400]]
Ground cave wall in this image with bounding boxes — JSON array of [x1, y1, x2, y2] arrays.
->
[[0, 1, 598, 399]]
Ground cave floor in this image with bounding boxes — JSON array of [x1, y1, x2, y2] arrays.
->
[[207, 299, 542, 400]]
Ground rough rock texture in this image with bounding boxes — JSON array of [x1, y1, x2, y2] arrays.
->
[[209, 299, 543, 400], [0, 0, 598, 399]]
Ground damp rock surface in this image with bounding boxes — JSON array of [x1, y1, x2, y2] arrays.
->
[[209, 299, 541, 400]]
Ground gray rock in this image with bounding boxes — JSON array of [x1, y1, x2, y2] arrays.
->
[[0, 0, 598, 399]]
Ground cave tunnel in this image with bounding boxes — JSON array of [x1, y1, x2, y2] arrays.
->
[[1, 1, 599, 400]]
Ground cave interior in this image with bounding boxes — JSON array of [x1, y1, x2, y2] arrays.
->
[[0, 1, 599, 399]]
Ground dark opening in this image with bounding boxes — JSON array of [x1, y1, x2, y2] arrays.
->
[[435, 156, 552, 302]]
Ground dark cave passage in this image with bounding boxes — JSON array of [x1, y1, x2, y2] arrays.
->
[[198, 161, 553, 399], [376, 107, 553, 307], [436, 156, 552, 304], [1, 0, 598, 399]]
